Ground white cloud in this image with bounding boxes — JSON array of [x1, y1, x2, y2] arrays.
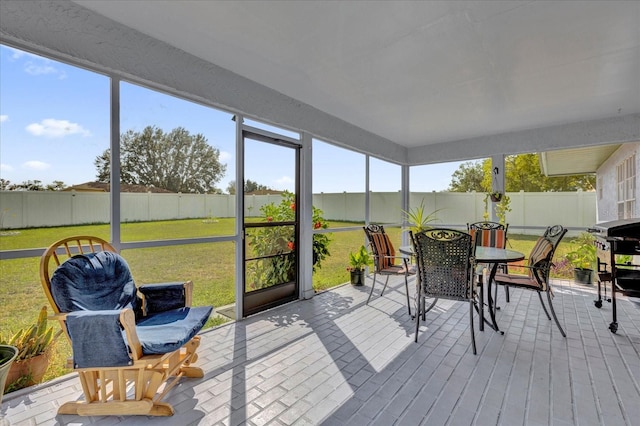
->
[[26, 119, 91, 138], [219, 151, 232, 162], [3, 46, 67, 79], [23, 161, 50, 171], [0, 115, 7, 123], [0, 163, 15, 172], [25, 62, 60, 77]]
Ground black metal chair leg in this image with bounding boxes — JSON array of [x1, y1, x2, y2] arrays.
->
[[537, 291, 552, 320], [547, 291, 566, 337], [404, 274, 411, 317], [380, 276, 390, 297], [415, 288, 422, 342], [366, 272, 378, 305], [469, 300, 476, 354]]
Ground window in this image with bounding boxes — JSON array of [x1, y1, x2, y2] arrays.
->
[[119, 81, 236, 240], [597, 176, 603, 200], [617, 154, 636, 219]]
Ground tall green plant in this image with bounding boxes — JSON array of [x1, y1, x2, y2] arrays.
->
[[565, 232, 596, 270], [403, 199, 440, 233]]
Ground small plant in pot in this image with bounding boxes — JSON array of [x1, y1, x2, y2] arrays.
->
[[347, 245, 372, 286], [1, 306, 59, 393], [565, 232, 597, 285]]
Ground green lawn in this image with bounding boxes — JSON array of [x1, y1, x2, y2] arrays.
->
[[0, 219, 574, 386]]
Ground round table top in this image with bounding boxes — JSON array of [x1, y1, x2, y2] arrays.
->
[[399, 245, 524, 263], [475, 246, 525, 263]]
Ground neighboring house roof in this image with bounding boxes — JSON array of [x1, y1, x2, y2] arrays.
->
[[539, 145, 622, 176], [64, 182, 174, 193]]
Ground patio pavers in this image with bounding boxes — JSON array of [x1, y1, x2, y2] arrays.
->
[[1, 277, 639, 425]]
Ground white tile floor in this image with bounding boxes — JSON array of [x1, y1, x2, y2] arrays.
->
[[2, 276, 639, 425]]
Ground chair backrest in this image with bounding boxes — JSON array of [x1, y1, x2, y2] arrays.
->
[[410, 228, 474, 300], [50, 251, 139, 314], [363, 224, 396, 270], [40, 236, 120, 315], [528, 225, 567, 288], [468, 221, 508, 249]]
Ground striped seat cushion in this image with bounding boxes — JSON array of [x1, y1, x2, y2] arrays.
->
[[470, 228, 507, 249]]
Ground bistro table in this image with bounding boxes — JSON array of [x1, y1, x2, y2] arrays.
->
[[399, 245, 525, 334]]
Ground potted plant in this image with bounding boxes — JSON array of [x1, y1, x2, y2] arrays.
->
[[0, 345, 18, 403], [565, 231, 597, 285], [483, 192, 511, 224], [347, 245, 372, 286], [403, 199, 440, 234], [1, 306, 59, 392], [488, 191, 503, 202]]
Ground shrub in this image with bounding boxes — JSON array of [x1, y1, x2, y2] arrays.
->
[[246, 191, 331, 290]]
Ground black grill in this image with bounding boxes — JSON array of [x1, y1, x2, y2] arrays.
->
[[587, 218, 640, 333]]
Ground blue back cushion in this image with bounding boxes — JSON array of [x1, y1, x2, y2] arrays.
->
[[51, 251, 138, 313]]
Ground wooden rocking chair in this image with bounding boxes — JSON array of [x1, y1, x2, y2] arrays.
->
[[39, 236, 213, 417]]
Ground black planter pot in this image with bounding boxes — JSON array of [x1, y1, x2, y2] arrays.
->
[[574, 268, 594, 285], [350, 270, 365, 286], [490, 193, 503, 202]]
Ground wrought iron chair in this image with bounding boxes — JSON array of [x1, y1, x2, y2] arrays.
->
[[364, 225, 413, 316], [410, 228, 478, 354], [468, 221, 510, 302], [39, 236, 213, 417], [492, 225, 568, 336]]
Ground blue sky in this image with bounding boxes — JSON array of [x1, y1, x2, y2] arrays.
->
[[0, 44, 465, 193]]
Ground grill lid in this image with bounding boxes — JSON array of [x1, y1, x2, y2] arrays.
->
[[588, 218, 640, 239]]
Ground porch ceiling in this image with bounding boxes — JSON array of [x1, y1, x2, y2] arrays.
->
[[72, 1, 640, 148]]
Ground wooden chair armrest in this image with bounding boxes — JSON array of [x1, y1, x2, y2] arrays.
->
[[120, 308, 143, 361], [184, 280, 193, 307]]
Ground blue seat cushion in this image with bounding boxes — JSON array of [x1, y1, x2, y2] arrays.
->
[[134, 306, 213, 355]]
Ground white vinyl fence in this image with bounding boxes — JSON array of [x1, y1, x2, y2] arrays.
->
[[0, 190, 596, 234]]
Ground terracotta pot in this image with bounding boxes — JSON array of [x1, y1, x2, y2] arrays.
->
[[4, 351, 51, 392]]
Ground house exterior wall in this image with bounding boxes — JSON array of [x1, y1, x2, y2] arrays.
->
[[596, 142, 640, 222]]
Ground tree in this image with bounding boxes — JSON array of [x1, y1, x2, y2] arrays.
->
[[0, 179, 10, 190], [226, 179, 273, 195], [450, 154, 596, 192], [244, 179, 272, 193], [7, 180, 45, 191], [95, 126, 227, 193], [226, 181, 236, 195], [448, 161, 485, 192], [46, 181, 67, 191]]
